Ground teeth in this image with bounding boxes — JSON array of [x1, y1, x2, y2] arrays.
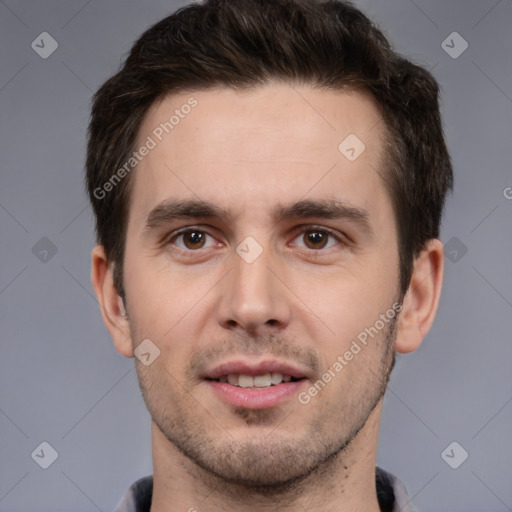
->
[[271, 372, 283, 385], [254, 374, 272, 387], [218, 372, 296, 387], [238, 375, 254, 388]]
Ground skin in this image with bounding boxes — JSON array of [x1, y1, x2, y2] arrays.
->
[[92, 83, 444, 512]]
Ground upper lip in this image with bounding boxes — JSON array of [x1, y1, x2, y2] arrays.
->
[[202, 359, 311, 380]]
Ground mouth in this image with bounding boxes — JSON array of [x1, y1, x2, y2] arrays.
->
[[206, 372, 304, 388], [201, 359, 310, 409]]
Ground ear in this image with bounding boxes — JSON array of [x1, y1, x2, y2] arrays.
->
[[91, 245, 134, 358], [395, 238, 444, 354]]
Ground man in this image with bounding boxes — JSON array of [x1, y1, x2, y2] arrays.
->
[[87, 0, 453, 510]]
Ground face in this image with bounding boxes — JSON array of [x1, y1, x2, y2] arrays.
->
[[122, 83, 401, 487]]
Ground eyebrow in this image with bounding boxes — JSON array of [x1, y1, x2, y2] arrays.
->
[[144, 198, 373, 235]]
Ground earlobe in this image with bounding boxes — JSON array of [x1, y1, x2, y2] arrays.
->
[[90, 245, 134, 358], [395, 239, 444, 354]]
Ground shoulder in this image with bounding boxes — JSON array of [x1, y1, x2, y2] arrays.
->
[[114, 475, 153, 512], [376, 466, 418, 512]]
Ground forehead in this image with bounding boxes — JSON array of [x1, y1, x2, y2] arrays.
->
[[129, 83, 389, 227]]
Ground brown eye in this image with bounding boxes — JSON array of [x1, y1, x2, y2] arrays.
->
[[182, 230, 206, 249], [170, 229, 215, 251], [303, 230, 329, 249], [291, 226, 342, 251]]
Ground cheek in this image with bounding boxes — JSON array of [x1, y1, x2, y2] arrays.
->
[[294, 249, 398, 358], [123, 242, 173, 331], [123, 246, 214, 363]]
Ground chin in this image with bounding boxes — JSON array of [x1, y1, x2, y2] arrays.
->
[[192, 438, 325, 489]]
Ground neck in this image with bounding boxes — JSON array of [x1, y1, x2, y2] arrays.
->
[[151, 402, 383, 512]]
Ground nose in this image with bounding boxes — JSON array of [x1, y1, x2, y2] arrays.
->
[[216, 242, 292, 336]]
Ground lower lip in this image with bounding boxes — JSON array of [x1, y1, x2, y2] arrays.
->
[[205, 380, 306, 409]]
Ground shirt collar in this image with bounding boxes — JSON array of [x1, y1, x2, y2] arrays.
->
[[115, 467, 417, 512]]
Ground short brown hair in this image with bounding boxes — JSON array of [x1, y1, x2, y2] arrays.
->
[[86, 0, 453, 300]]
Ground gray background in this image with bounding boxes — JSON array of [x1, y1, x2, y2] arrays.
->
[[1, 0, 511, 511]]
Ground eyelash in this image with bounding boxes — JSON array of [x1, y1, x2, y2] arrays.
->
[[165, 225, 346, 254]]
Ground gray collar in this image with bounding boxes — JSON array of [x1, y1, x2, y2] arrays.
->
[[115, 467, 417, 512]]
